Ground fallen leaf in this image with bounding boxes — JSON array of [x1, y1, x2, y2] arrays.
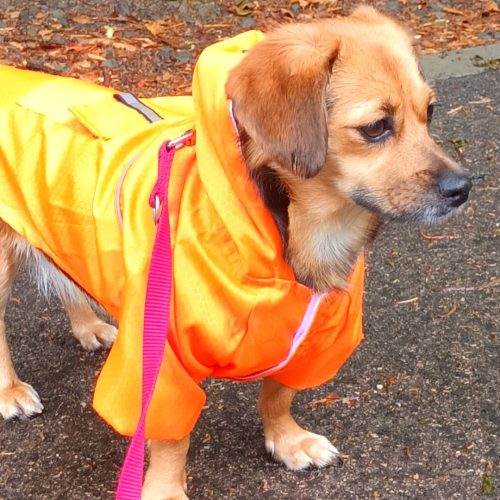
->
[[113, 41, 139, 52], [341, 397, 358, 408], [234, 1, 258, 17], [437, 303, 457, 318], [395, 297, 418, 305], [159, 71, 173, 82], [308, 393, 341, 407], [479, 278, 500, 289], [469, 97, 493, 104], [383, 374, 399, 393], [441, 6, 465, 16], [71, 15, 91, 24], [144, 20, 163, 37], [87, 53, 105, 61], [471, 56, 500, 69], [485, 1, 500, 13], [420, 232, 462, 240], [450, 138, 466, 159], [306, 0, 338, 4], [9, 41, 25, 51], [447, 106, 463, 115], [482, 467, 494, 494], [39, 31, 58, 43], [203, 23, 233, 29], [280, 8, 296, 17]]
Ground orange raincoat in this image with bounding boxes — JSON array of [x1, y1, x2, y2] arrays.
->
[[0, 32, 364, 440]]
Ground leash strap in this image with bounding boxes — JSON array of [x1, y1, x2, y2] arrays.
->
[[115, 133, 190, 499]]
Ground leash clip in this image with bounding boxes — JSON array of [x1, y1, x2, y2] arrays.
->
[[150, 130, 195, 225], [166, 129, 196, 151], [152, 194, 161, 225]]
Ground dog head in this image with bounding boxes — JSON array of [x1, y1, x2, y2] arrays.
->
[[226, 6, 471, 225]]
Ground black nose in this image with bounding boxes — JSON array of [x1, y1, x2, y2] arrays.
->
[[437, 173, 472, 207]]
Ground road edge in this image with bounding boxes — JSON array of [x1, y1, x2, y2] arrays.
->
[[420, 42, 500, 81]]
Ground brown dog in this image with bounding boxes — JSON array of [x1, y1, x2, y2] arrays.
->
[[143, 7, 470, 498], [0, 6, 470, 499]]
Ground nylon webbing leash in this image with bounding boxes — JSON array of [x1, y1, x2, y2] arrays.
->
[[115, 130, 194, 499]]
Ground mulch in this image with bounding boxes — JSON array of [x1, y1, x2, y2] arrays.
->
[[0, 0, 498, 96]]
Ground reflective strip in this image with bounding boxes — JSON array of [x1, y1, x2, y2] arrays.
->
[[113, 92, 163, 123], [115, 153, 140, 229], [232, 292, 326, 382]]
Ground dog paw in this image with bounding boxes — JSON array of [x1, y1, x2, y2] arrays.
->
[[73, 320, 117, 351], [265, 426, 340, 470], [0, 381, 44, 419]]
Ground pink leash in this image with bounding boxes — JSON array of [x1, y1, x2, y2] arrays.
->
[[115, 132, 192, 499]]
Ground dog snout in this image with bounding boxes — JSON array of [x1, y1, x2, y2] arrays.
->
[[437, 172, 472, 207]]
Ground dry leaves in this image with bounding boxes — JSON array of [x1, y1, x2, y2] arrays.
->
[[441, 6, 465, 17], [307, 393, 359, 408], [0, 0, 498, 95], [308, 393, 341, 407], [485, 1, 500, 14], [232, 1, 259, 16], [383, 374, 399, 394], [437, 303, 458, 318]]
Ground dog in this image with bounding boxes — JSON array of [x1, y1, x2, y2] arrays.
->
[[0, 6, 471, 499]]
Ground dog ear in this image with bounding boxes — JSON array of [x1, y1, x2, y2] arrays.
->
[[226, 22, 339, 178], [349, 5, 387, 23]]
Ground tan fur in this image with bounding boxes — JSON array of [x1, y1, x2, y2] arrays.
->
[[0, 6, 471, 499]]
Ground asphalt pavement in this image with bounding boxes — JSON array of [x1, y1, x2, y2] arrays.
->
[[0, 32, 498, 500]]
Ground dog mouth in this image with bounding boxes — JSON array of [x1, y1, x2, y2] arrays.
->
[[350, 184, 471, 225]]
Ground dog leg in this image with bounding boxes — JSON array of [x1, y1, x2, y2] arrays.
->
[[259, 378, 339, 470], [142, 436, 190, 500], [0, 236, 44, 419], [22, 243, 117, 351], [61, 294, 117, 351]]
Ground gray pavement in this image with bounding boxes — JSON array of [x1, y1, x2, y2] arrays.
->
[[0, 37, 499, 500]]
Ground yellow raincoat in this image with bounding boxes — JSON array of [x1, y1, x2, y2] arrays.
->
[[0, 32, 364, 440]]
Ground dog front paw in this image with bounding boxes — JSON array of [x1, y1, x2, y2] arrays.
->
[[265, 425, 340, 470], [72, 320, 117, 351], [0, 381, 44, 419]]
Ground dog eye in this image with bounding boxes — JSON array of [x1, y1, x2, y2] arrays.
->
[[359, 118, 392, 143]]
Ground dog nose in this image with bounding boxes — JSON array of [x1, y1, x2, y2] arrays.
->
[[437, 172, 472, 207]]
